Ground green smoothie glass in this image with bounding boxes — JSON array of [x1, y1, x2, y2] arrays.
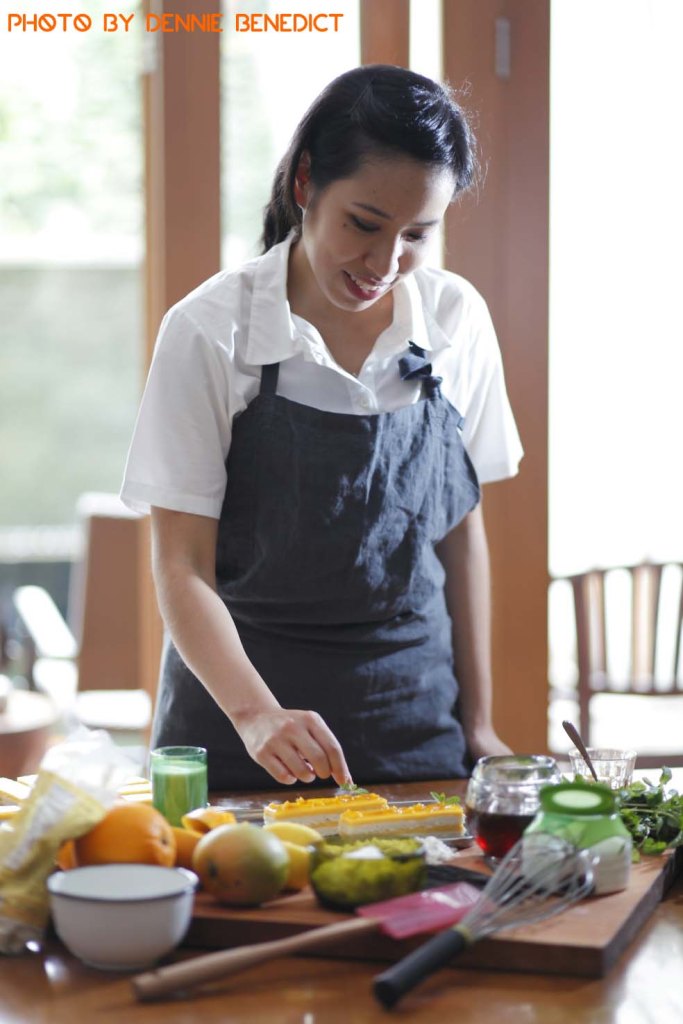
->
[[150, 746, 208, 826]]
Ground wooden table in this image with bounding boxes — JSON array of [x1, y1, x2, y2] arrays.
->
[[3, 778, 683, 1023]]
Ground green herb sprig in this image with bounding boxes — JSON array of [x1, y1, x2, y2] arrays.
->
[[616, 767, 683, 859], [429, 791, 462, 807], [338, 781, 370, 796]]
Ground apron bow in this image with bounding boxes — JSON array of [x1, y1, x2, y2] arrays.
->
[[398, 341, 444, 399]]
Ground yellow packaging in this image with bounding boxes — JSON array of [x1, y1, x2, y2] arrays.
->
[[0, 770, 107, 953]]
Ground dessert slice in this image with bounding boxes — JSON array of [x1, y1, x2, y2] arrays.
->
[[338, 801, 465, 838], [263, 793, 389, 836]]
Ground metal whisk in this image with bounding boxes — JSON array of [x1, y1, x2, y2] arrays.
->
[[373, 837, 595, 1009]]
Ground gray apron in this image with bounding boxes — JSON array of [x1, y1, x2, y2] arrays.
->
[[152, 343, 481, 790]]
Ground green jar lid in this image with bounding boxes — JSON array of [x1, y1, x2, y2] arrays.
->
[[539, 781, 616, 815]]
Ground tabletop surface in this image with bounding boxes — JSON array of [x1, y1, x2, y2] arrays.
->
[[3, 775, 683, 1024]]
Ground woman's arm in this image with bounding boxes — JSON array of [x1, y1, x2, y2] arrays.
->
[[435, 502, 512, 762], [150, 507, 350, 786]]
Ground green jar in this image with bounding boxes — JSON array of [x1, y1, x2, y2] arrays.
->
[[523, 782, 632, 894]]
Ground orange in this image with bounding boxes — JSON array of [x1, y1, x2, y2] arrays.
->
[[74, 801, 176, 867], [180, 806, 236, 833], [172, 826, 202, 869], [55, 839, 78, 871], [193, 823, 288, 906]]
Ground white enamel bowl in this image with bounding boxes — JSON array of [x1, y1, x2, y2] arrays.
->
[[47, 863, 198, 970]]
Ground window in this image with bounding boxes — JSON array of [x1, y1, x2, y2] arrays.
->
[[0, 1, 144, 605], [548, 0, 683, 749], [221, 0, 360, 266], [0, 2, 144, 532]]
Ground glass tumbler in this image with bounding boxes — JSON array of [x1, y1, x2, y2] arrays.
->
[[568, 747, 637, 790], [465, 754, 562, 861], [150, 746, 208, 826]]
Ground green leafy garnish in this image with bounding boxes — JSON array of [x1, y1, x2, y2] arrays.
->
[[429, 791, 462, 807], [616, 767, 683, 857], [338, 781, 369, 795]]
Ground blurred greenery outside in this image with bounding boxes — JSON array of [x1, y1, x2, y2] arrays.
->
[[222, 14, 277, 264], [0, 0, 359, 536], [0, 266, 142, 526], [0, 13, 144, 533]]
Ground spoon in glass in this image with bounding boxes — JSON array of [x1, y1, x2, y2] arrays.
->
[[562, 720, 599, 782]]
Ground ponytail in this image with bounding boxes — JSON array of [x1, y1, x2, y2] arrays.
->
[[261, 157, 302, 252]]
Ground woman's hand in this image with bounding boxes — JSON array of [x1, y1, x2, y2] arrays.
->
[[152, 508, 351, 788], [465, 723, 512, 764], [231, 706, 350, 787]]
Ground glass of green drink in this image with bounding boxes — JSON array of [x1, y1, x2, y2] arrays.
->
[[150, 746, 208, 826]]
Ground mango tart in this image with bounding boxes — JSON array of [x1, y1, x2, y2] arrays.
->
[[338, 801, 466, 838], [263, 793, 388, 836]]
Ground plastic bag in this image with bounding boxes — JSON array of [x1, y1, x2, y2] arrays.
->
[[0, 727, 139, 953]]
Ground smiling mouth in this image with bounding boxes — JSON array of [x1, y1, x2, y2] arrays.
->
[[343, 271, 394, 299]]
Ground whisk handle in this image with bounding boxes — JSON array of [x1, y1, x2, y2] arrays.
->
[[373, 927, 469, 1009]]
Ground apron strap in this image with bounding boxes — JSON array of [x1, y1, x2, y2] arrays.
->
[[260, 362, 280, 395]]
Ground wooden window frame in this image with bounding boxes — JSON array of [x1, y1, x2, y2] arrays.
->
[[443, 0, 550, 753]]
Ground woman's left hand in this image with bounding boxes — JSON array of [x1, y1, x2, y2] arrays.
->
[[466, 724, 512, 763]]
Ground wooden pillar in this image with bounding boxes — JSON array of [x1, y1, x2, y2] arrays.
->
[[443, 0, 551, 754], [141, 0, 222, 707], [361, 0, 410, 67], [143, 0, 221, 345]]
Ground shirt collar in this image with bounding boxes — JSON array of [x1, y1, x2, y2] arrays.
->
[[245, 232, 452, 365], [400, 273, 452, 354], [245, 232, 302, 366]]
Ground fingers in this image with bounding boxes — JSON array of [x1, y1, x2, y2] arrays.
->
[[258, 752, 298, 786], [245, 709, 350, 787], [303, 713, 350, 787]]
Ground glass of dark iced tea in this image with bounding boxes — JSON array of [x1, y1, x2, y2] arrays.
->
[[465, 755, 561, 861]]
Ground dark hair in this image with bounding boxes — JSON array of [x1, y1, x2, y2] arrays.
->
[[261, 64, 478, 252]]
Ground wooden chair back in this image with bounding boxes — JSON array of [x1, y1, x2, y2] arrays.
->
[[560, 562, 683, 767]]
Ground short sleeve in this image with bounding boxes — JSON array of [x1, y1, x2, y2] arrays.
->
[[120, 308, 232, 517], [460, 297, 524, 484]]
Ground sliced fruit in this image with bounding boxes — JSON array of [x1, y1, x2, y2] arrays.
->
[[172, 826, 202, 869], [192, 823, 288, 906], [181, 806, 237, 833], [281, 840, 312, 891], [263, 821, 323, 847]]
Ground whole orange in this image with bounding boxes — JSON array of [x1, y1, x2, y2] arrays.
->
[[74, 802, 176, 867]]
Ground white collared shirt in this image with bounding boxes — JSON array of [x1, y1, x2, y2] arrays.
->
[[120, 234, 523, 518]]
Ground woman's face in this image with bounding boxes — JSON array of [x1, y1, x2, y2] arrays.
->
[[294, 154, 455, 315]]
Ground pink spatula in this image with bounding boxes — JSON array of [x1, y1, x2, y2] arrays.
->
[[132, 881, 481, 1002]]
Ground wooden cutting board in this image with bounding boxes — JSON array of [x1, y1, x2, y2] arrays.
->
[[184, 849, 681, 978]]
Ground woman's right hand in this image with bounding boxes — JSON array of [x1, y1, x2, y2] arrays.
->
[[151, 508, 350, 788], [231, 706, 350, 787]]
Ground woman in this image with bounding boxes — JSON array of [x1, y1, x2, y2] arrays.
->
[[121, 65, 523, 790]]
